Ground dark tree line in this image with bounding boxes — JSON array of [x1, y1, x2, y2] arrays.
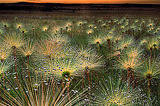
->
[[0, 2, 160, 12]]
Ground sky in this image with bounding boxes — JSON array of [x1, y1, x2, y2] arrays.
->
[[0, 0, 160, 4]]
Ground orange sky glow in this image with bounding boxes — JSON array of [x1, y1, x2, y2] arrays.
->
[[0, 0, 160, 4]]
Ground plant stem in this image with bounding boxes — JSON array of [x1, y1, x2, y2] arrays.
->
[[97, 43, 99, 52], [53, 83, 67, 106], [127, 68, 131, 90], [62, 77, 64, 99], [132, 30, 134, 36], [67, 77, 70, 102], [148, 78, 151, 105], [1, 59, 5, 102], [41, 75, 44, 106], [107, 40, 111, 61], [86, 68, 91, 106], [132, 71, 134, 89], [150, 47, 152, 62], [60, 28, 63, 34], [52, 78, 55, 102], [82, 74, 84, 91], [23, 32, 24, 39], [148, 78, 151, 93], [33, 28, 34, 37], [13, 47, 19, 83], [87, 69, 90, 87], [116, 40, 118, 51], [66, 27, 68, 33], [27, 55, 31, 82]]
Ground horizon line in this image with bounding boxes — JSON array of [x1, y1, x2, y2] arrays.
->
[[1, 2, 160, 5]]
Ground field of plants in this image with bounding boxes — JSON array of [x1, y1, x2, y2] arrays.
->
[[0, 10, 160, 106]]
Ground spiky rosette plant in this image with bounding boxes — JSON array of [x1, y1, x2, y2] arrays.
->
[[113, 35, 121, 48], [140, 37, 148, 46], [104, 32, 114, 60], [117, 45, 143, 88], [0, 43, 11, 61], [88, 35, 104, 52], [48, 34, 70, 45], [64, 21, 72, 33], [118, 35, 134, 51], [148, 23, 153, 29], [88, 24, 94, 28], [98, 20, 102, 23], [110, 35, 122, 59], [37, 39, 62, 59], [73, 45, 99, 88], [1, 21, 10, 31], [0, 58, 13, 103], [120, 25, 126, 35], [102, 23, 106, 27], [0, 27, 5, 35], [65, 21, 72, 27], [20, 39, 36, 57], [19, 27, 28, 38], [0, 59, 13, 76], [1, 32, 24, 82], [54, 58, 82, 79], [0, 69, 88, 106], [35, 46, 74, 87], [147, 36, 159, 50], [0, 42, 11, 96], [136, 57, 160, 94], [75, 45, 104, 102], [79, 52, 104, 85], [53, 57, 83, 101], [20, 39, 36, 81], [77, 51, 104, 71], [109, 49, 121, 60], [90, 74, 141, 106], [130, 24, 137, 36], [15, 22, 24, 29], [145, 36, 159, 59], [156, 27, 160, 32], [51, 26, 61, 35], [35, 43, 74, 79], [86, 29, 94, 35], [77, 21, 83, 27], [1, 32, 24, 48], [76, 45, 93, 58], [140, 95, 159, 106], [42, 25, 49, 32]]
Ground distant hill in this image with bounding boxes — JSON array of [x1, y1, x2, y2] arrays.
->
[[0, 2, 160, 12]]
